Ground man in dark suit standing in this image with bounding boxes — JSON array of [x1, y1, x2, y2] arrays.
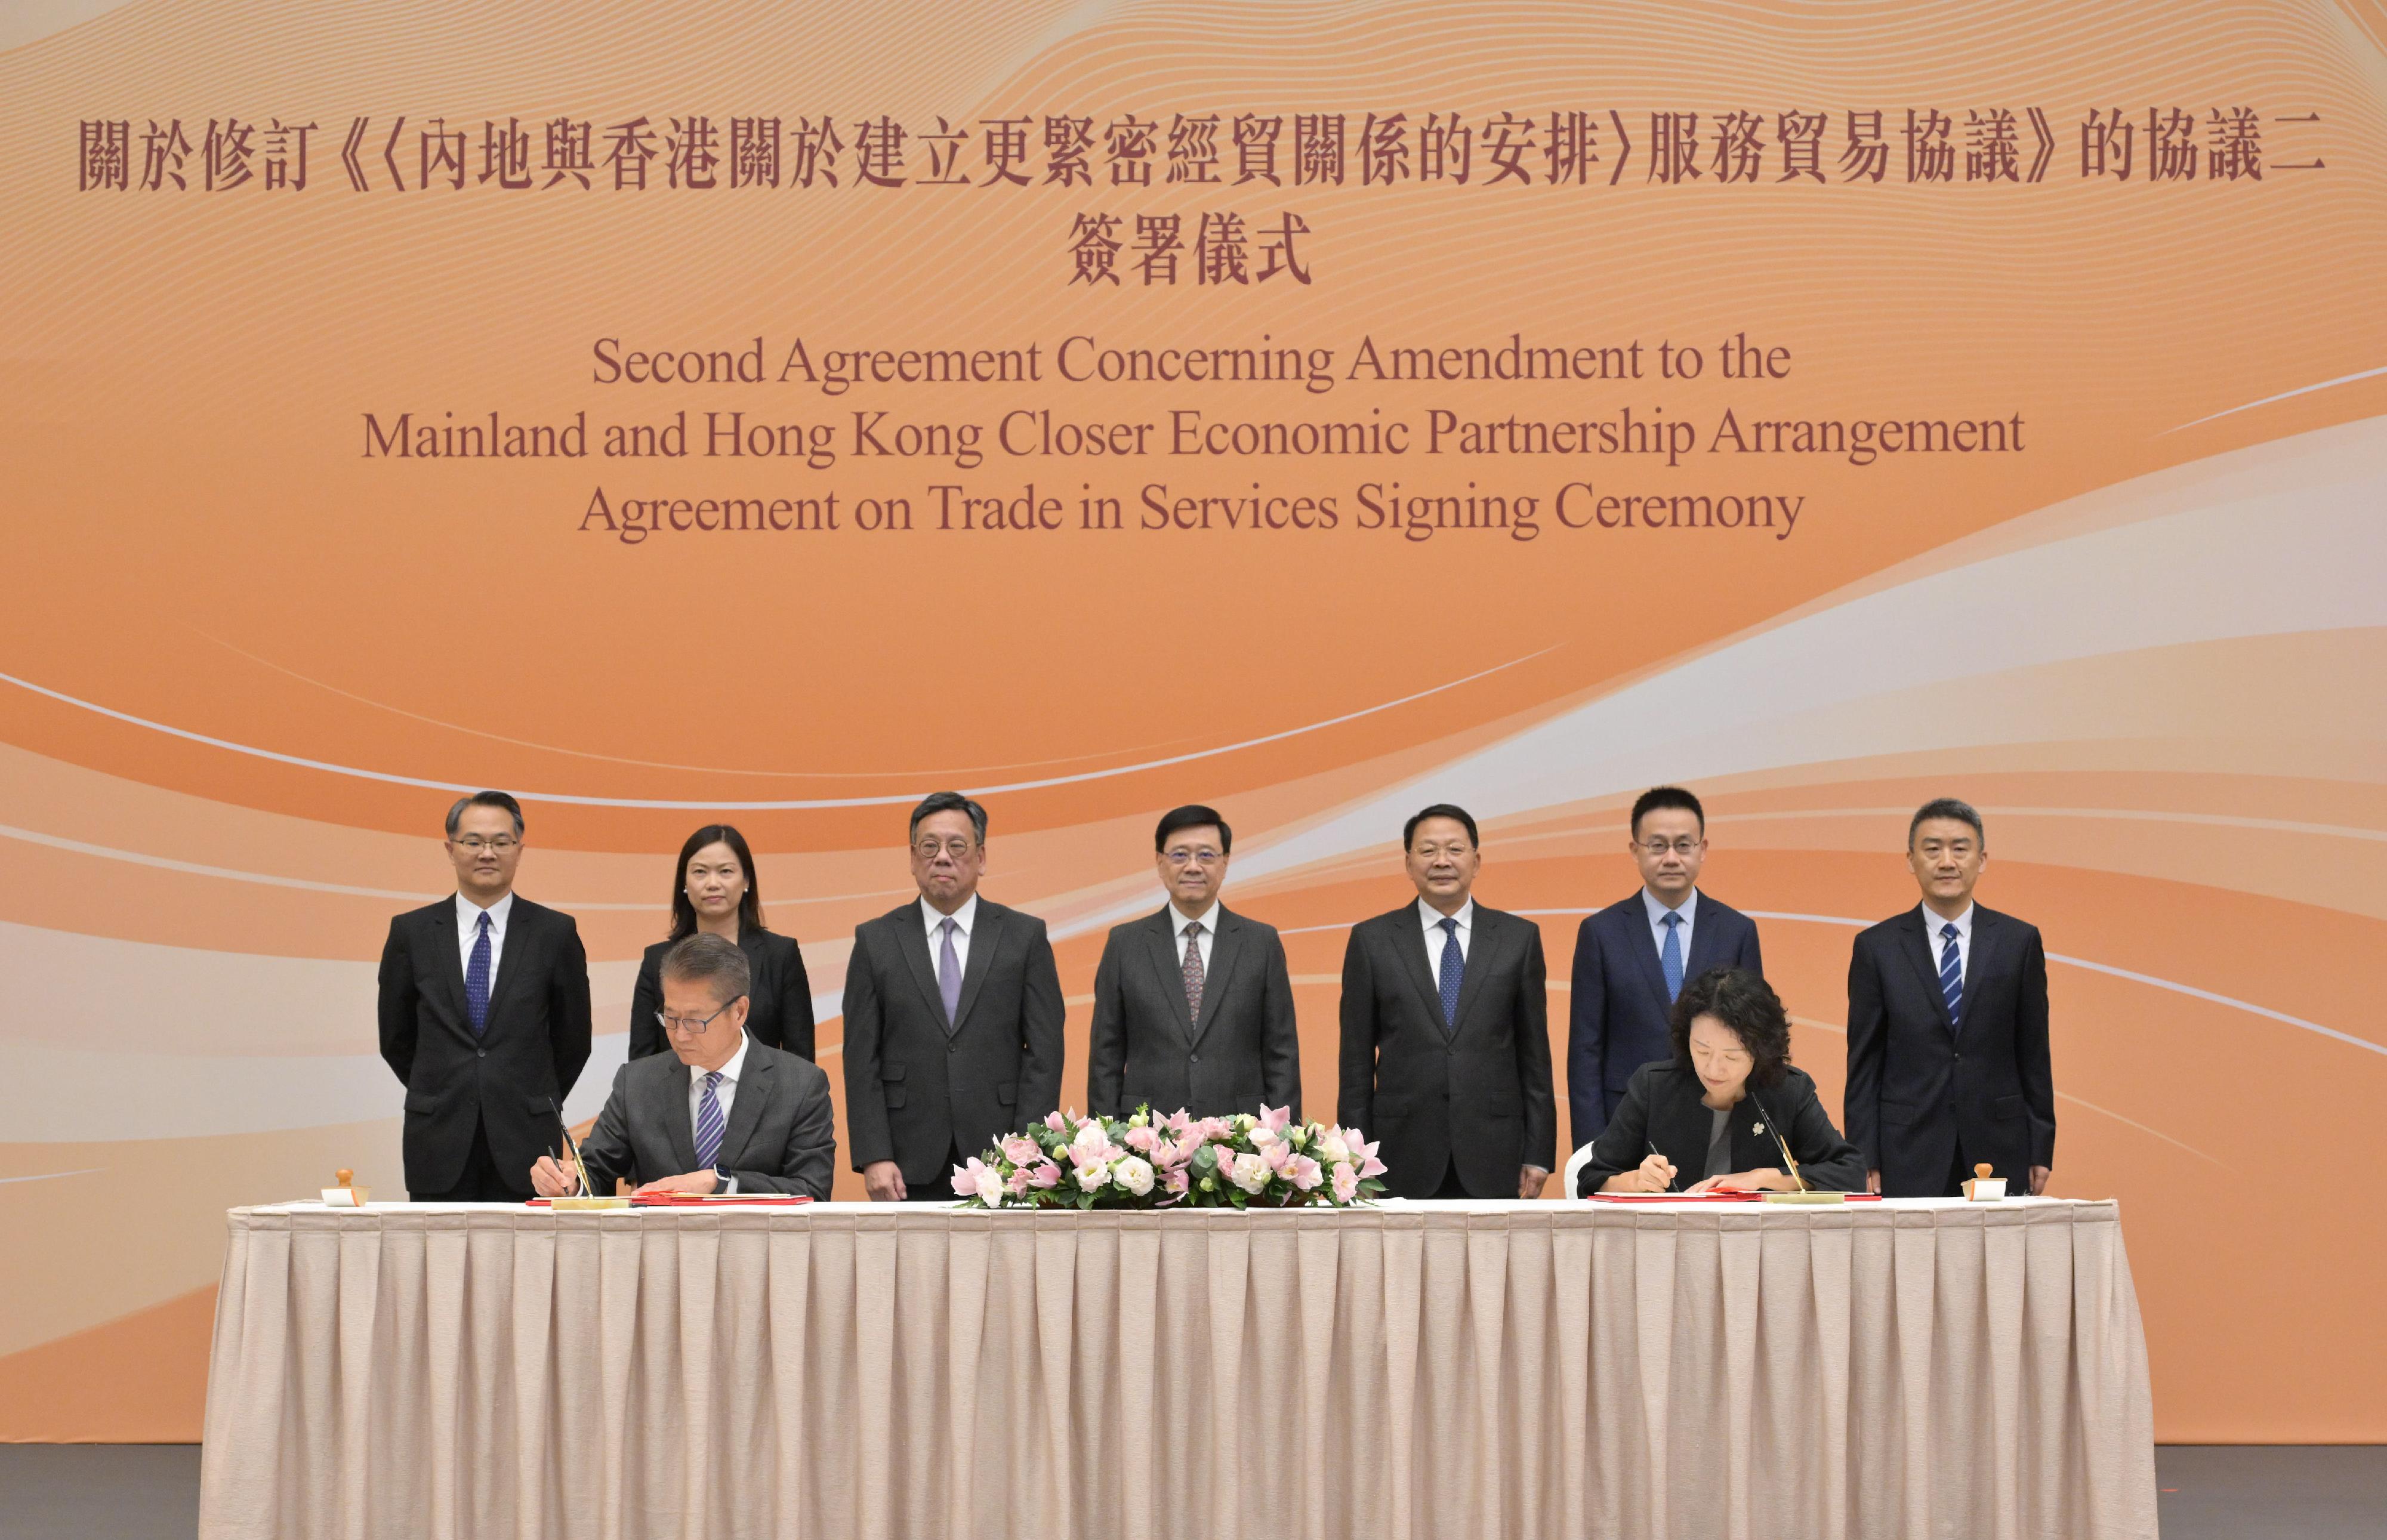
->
[[378, 791, 593, 1201], [843, 792, 1066, 1201], [532, 934, 835, 1199], [1338, 804, 1555, 1198], [1566, 786, 1765, 1155], [1846, 798, 2055, 1197], [1087, 805, 1300, 1122]]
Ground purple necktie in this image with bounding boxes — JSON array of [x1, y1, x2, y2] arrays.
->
[[939, 916, 963, 1029]]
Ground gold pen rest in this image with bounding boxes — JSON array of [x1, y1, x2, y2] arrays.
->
[[1764, 1190, 1847, 1205], [551, 1196, 632, 1210]]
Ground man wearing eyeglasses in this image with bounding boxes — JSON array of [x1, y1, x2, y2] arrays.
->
[[378, 791, 593, 1201], [842, 792, 1066, 1201], [531, 933, 835, 1199], [1565, 786, 1765, 1156], [1087, 804, 1301, 1122]]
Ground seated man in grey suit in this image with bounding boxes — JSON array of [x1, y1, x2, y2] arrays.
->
[[531, 933, 836, 1199], [1087, 804, 1300, 1121]]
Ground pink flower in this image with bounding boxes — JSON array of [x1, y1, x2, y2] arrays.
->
[[1027, 1160, 1062, 1190], [1163, 1168, 1190, 1197], [1007, 1166, 1032, 1196], [1346, 1131, 1387, 1179], [1286, 1154, 1322, 1192], [1262, 1140, 1294, 1174], [1164, 1110, 1193, 1137], [1124, 1125, 1160, 1155], [1001, 1135, 1041, 1166], [955, 1157, 1006, 1206], [1043, 1110, 1069, 1133], [1331, 1163, 1359, 1203], [1258, 1104, 1293, 1137]]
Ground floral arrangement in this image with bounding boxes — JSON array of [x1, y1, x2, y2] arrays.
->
[[950, 1104, 1388, 1210]]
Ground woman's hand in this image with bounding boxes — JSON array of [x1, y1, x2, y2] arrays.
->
[[1600, 1152, 1677, 1193], [1691, 1168, 1799, 1193]]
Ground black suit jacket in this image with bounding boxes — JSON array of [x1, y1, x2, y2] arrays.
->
[[576, 1036, 835, 1198], [1844, 905, 2056, 1195], [1567, 891, 1763, 1150], [1087, 905, 1300, 1121], [1575, 1060, 1865, 1196], [378, 894, 593, 1198], [841, 897, 1066, 1183], [1337, 903, 1555, 1197], [628, 927, 815, 1063]]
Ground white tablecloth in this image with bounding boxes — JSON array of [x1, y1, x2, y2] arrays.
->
[[198, 1197, 2155, 1539]]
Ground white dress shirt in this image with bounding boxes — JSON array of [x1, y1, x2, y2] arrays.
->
[[922, 894, 979, 984], [1418, 897, 1475, 965], [1921, 902, 1976, 986], [1640, 886, 1698, 964], [455, 890, 514, 984], [1171, 902, 1220, 971], [689, 1031, 752, 1191]]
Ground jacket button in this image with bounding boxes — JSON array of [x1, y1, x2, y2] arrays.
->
[[477, 1049, 487, 1059], [1189, 1053, 1200, 1063]]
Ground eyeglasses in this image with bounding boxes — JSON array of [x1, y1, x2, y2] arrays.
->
[[1162, 847, 1224, 868], [451, 835, 520, 852], [655, 998, 743, 1035], [913, 838, 978, 860], [1635, 838, 1704, 857]]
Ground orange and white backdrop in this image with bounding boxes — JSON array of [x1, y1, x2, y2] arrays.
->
[[2, 0, 2382, 1442]]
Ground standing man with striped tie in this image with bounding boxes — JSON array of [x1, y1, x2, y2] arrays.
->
[[378, 791, 593, 1202], [1086, 805, 1301, 1124], [1845, 798, 2056, 1198], [1338, 805, 1555, 1198]]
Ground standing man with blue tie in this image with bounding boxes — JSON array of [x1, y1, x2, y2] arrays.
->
[[1565, 786, 1765, 1156], [1338, 804, 1555, 1198], [1845, 798, 2055, 1196], [378, 791, 593, 1202], [843, 792, 1066, 1201]]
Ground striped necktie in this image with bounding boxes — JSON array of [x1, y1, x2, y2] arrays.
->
[[1938, 923, 1963, 1030], [695, 1070, 725, 1171]]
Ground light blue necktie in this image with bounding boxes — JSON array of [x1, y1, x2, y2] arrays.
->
[[1659, 912, 1685, 1004], [1939, 923, 1963, 1031], [464, 911, 492, 1036], [695, 1069, 725, 1171], [1436, 916, 1463, 1033]]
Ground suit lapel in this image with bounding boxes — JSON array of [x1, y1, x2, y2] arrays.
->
[[893, 905, 947, 1026], [1143, 911, 1196, 1041], [950, 904, 1000, 1035], [1624, 894, 1676, 1019], [1682, 900, 1728, 985], [717, 1045, 769, 1168], [1397, 908, 1449, 1029], [662, 1059, 700, 1174], [480, 898, 532, 1032], [1449, 906, 1496, 1036], [1193, 909, 1247, 1048], [1901, 910, 1956, 1034], [1961, 909, 2003, 1027], [429, 903, 471, 1025]]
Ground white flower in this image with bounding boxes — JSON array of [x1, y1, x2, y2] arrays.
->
[[1229, 1152, 1272, 1194], [1072, 1121, 1114, 1161], [1316, 1129, 1351, 1164], [1074, 1159, 1109, 1190], [1115, 1156, 1155, 1196]]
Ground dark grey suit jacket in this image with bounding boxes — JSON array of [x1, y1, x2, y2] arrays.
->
[[576, 1036, 835, 1198], [841, 897, 1066, 1183], [1086, 905, 1300, 1121], [378, 894, 593, 1198], [1337, 902, 1555, 1197], [1845, 904, 2055, 1195]]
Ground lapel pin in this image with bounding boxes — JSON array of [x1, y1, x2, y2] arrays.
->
[[1752, 1122, 1765, 1135]]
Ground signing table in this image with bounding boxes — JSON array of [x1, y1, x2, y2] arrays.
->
[[198, 1198, 2155, 1540]]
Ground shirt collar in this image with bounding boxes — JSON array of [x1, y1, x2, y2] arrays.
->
[[1418, 897, 1474, 931], [922, 893, 979, 936], [703, 1030, 753, 1087], [457, 890, 514, 930], [1640, 887, 1698, 927], [1921, 902, 1975, 940], [1171, 900, 1220, 935]]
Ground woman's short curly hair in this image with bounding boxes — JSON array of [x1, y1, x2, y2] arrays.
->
[[1668, 966, 1794, 1088]]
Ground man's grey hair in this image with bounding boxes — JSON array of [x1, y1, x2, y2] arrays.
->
[[660, 932, 751, 1005], [445, 790, 525, 838], [908, 790, 988, 845]]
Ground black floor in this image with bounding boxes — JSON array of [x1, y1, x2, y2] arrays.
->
[[0, 1443, 2379, 1536]]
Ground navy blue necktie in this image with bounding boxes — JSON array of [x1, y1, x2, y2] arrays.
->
[[1659, 912, 1685, 1004], [465, 910, 492, 1036], [1436, 916, 1463, 1033], [695, 1070, 725, 1171], [1938, 923, 1963, 1030]]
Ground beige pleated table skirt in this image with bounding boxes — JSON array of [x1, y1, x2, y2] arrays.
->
[[197, 1197, 2155, 1540]]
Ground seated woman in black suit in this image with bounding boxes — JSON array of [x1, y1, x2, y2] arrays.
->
[[1577, 966, 1865, 1195], [628, 825, 815, 1062]]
